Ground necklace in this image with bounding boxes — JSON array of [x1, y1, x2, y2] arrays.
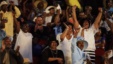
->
[[50, 48, 58, 58]]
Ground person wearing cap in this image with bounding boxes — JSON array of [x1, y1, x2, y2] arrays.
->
[[0, 1, 21, 37], [0, 36, 23, 64], [44, 6, 55, 26], [33, 0, 47, 15], [72, 37, 91, 64], [41, 39, 65, 64]]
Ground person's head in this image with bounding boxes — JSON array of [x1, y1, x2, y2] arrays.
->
[[65, 22, 73, 34], [80, 18, 91, 29], [21, 22, 30, 33], [73, 27, 80, 36], [77, 41, 84, 50], [3, 36, 12, 48], [35, 16, 43, 25], [79, 12, 87, 19], [48, 39, 59, 50], [49, 7, 55, 14], [76, 37, 88, 50], [37, 1, 44, 9], [107, 0, 113, 8], [85, 6, 92, 11], [0, 1, 8, 12], [51, 14, 61, 25]]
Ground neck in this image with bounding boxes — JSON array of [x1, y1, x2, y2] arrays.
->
[[50, 48, 57, 50]]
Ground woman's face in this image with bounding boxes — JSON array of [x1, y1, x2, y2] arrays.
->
[[67, 25, 73, 34], [22, 24, 29, 33], [83, 20, 89, 29], [50, 41, 57, 49]]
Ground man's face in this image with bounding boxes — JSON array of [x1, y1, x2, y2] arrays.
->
[[1, 4, 8, 11], [35, 17, 43, 25], [77, 41, 84, 50], [5, 38, 11, 48], [22, 24, 29, 33]]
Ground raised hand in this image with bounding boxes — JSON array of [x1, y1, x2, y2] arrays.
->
[[63, 22, 69, 30], [72, 5, 77, 10], [16, 46, 20, 52], [98, 7, 103, 13]]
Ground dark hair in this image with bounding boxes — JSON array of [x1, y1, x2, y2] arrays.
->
[[99, 27, 107, 37], [49, 7, 55, 10], [48, 38, 59, 46], [21, 21, 29, 29], [79, 18, 91, 28], [2, 36, 12, 42], [65, 21, 74, 28], [51, 14, 62, 23]]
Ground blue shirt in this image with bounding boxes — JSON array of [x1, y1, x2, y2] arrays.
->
[[53, 26, 62, 36], [71, 38, 86, 64], [0, 29, 6, 48]]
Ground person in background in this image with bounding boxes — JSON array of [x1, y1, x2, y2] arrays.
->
[[0, 36, 23, 64], [57, 22, 73, 64], [72, 5, 103, 64], [0, 13, 6, 48], [95, 27, 107, 64], [72, 36, 91, 64], [33, 16, 49, 64], [0, 1, 21, 37], [41, 38, 65, 64], [13, 11, 33, 63]]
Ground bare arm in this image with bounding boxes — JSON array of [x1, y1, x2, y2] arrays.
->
[[81, 28, 84, 37], [13, 13, 20, 33], [72, 6, 80, 29], [66, 6, 69, 22], [60, 23, 69, 41], [93, 8, 103, 29]]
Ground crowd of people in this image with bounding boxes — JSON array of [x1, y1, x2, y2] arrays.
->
[[0, 0, 113, 64]]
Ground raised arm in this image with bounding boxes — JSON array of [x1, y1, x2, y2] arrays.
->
[[60, 23, 69, 41], [93, 8, 103, 29], [10, 1, 21, 18], [72, 6, 80, 28], [66, 6, 70, 22], [13, 13, 20, 33]]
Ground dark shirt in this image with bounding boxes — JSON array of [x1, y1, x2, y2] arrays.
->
[[0, 48, 23, 64], [41, 47, 65, 64]]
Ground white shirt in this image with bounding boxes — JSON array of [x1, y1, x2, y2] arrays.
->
[[78, 25, 98, 51], [14, 29, 33, 62]]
